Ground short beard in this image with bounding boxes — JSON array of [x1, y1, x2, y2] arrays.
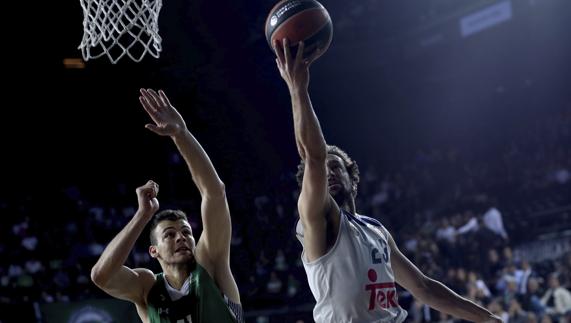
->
[[331, 187, 352, 208], [172, 258, 197, 275], [168, 253, 197, 269]]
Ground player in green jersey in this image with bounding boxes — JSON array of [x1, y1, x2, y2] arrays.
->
[[91, 89, 243, 323]]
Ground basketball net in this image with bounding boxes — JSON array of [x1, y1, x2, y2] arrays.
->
[[79, 0, 163, 64]]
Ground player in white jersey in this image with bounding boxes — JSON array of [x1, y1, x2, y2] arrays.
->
[[273, 38, 504, 323], [296, 206, 408, 322]]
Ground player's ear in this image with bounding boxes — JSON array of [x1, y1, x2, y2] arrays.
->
[[149, 245, 159, 258]]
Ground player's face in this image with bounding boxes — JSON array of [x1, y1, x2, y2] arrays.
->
[[152, 219, 196, 264], [326, 154, 352, 202]]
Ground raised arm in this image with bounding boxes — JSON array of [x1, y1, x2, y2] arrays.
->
[[138, 89, 231, 270], [388, 233, 503, 323], [274, 40, 338, 261], [90, 181, 158, 306]]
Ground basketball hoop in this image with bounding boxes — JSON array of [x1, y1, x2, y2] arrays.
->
[[79, 0, 163, 64]]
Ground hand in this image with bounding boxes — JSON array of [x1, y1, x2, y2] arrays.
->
[[139, 89, 187, 137], [274, 39, 322, 94], [136, 180, 160, 216]]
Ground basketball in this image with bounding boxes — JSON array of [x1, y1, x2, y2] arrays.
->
[[265, 0, 333, 59]]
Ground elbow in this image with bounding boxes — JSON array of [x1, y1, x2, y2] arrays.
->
[[90, 265, 107, 288], [205, 181, 226, 199], [214, 181, 226, 197], [410, 274, 432, 301]]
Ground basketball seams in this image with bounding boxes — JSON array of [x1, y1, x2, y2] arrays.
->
[[270, 8, 331, 45]]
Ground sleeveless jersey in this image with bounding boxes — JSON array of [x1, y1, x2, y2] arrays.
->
[[146, 263, 240, 323], [296, 210, 408, 323]]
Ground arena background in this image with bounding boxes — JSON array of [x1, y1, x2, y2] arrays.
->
[[2, 0, 570, 322]]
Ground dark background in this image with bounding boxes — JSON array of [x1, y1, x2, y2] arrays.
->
[[2, 0, 571, 321], [7, 0, 570, 198]]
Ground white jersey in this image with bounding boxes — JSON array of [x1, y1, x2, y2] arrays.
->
[[296, 210, 407, 323]]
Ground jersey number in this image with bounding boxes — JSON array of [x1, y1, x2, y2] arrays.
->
[[371, 238, 389, 264]]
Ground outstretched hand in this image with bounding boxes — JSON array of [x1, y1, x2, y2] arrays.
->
[[136, 180, 159, 216], [274, 39, 322, 93], [139, 88, 187, 137]]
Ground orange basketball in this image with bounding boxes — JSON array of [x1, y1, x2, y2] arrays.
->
[[265, 0, 333, 59]]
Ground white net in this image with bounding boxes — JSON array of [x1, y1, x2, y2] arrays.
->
[[79, 0, 163, 64]]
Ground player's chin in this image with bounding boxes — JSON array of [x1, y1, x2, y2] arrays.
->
[[174, 251, 194, 260], [174, 255, 195, 265], [328, 185, 341, 195], [331, 189, 350, 205]]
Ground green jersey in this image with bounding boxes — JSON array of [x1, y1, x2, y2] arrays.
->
[[146, 263, 240, 323]]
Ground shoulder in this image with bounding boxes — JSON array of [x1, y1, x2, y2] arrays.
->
[[134, 268, 158, 301], [134, 268, 157, 282], [296, 207, 347, 237], [349, 213, 387, 233], [555, 287, 571, 297], [353, 213, 392, 241], [355, 214, 383, 228]]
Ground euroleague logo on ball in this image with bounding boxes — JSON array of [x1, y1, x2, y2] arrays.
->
[[265, 0, 333, 58], [271, 0, 302, 26]]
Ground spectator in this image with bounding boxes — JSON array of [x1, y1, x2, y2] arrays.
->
[[540, 273, 571, 316]]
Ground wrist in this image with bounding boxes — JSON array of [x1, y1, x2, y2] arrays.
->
[[134, 209, 155, 221], [289, 86, 308, 98], [171, 127, 189, 140]]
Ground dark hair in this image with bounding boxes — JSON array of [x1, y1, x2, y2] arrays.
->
[[149, 209, 188, 245], [295, 145, 360, 198]]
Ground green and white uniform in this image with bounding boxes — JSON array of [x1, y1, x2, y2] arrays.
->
[[147, 263, 243, 323]]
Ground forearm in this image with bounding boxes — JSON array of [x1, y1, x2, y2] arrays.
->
[[172, 129, 224, 196], [91, 211, 149, 285], [419, 278, 495, 322], [290, 88, 327, 161]]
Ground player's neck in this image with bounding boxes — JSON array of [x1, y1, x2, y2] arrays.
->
[[163, 265, 191, 290], [341, 198, 356, 215]]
